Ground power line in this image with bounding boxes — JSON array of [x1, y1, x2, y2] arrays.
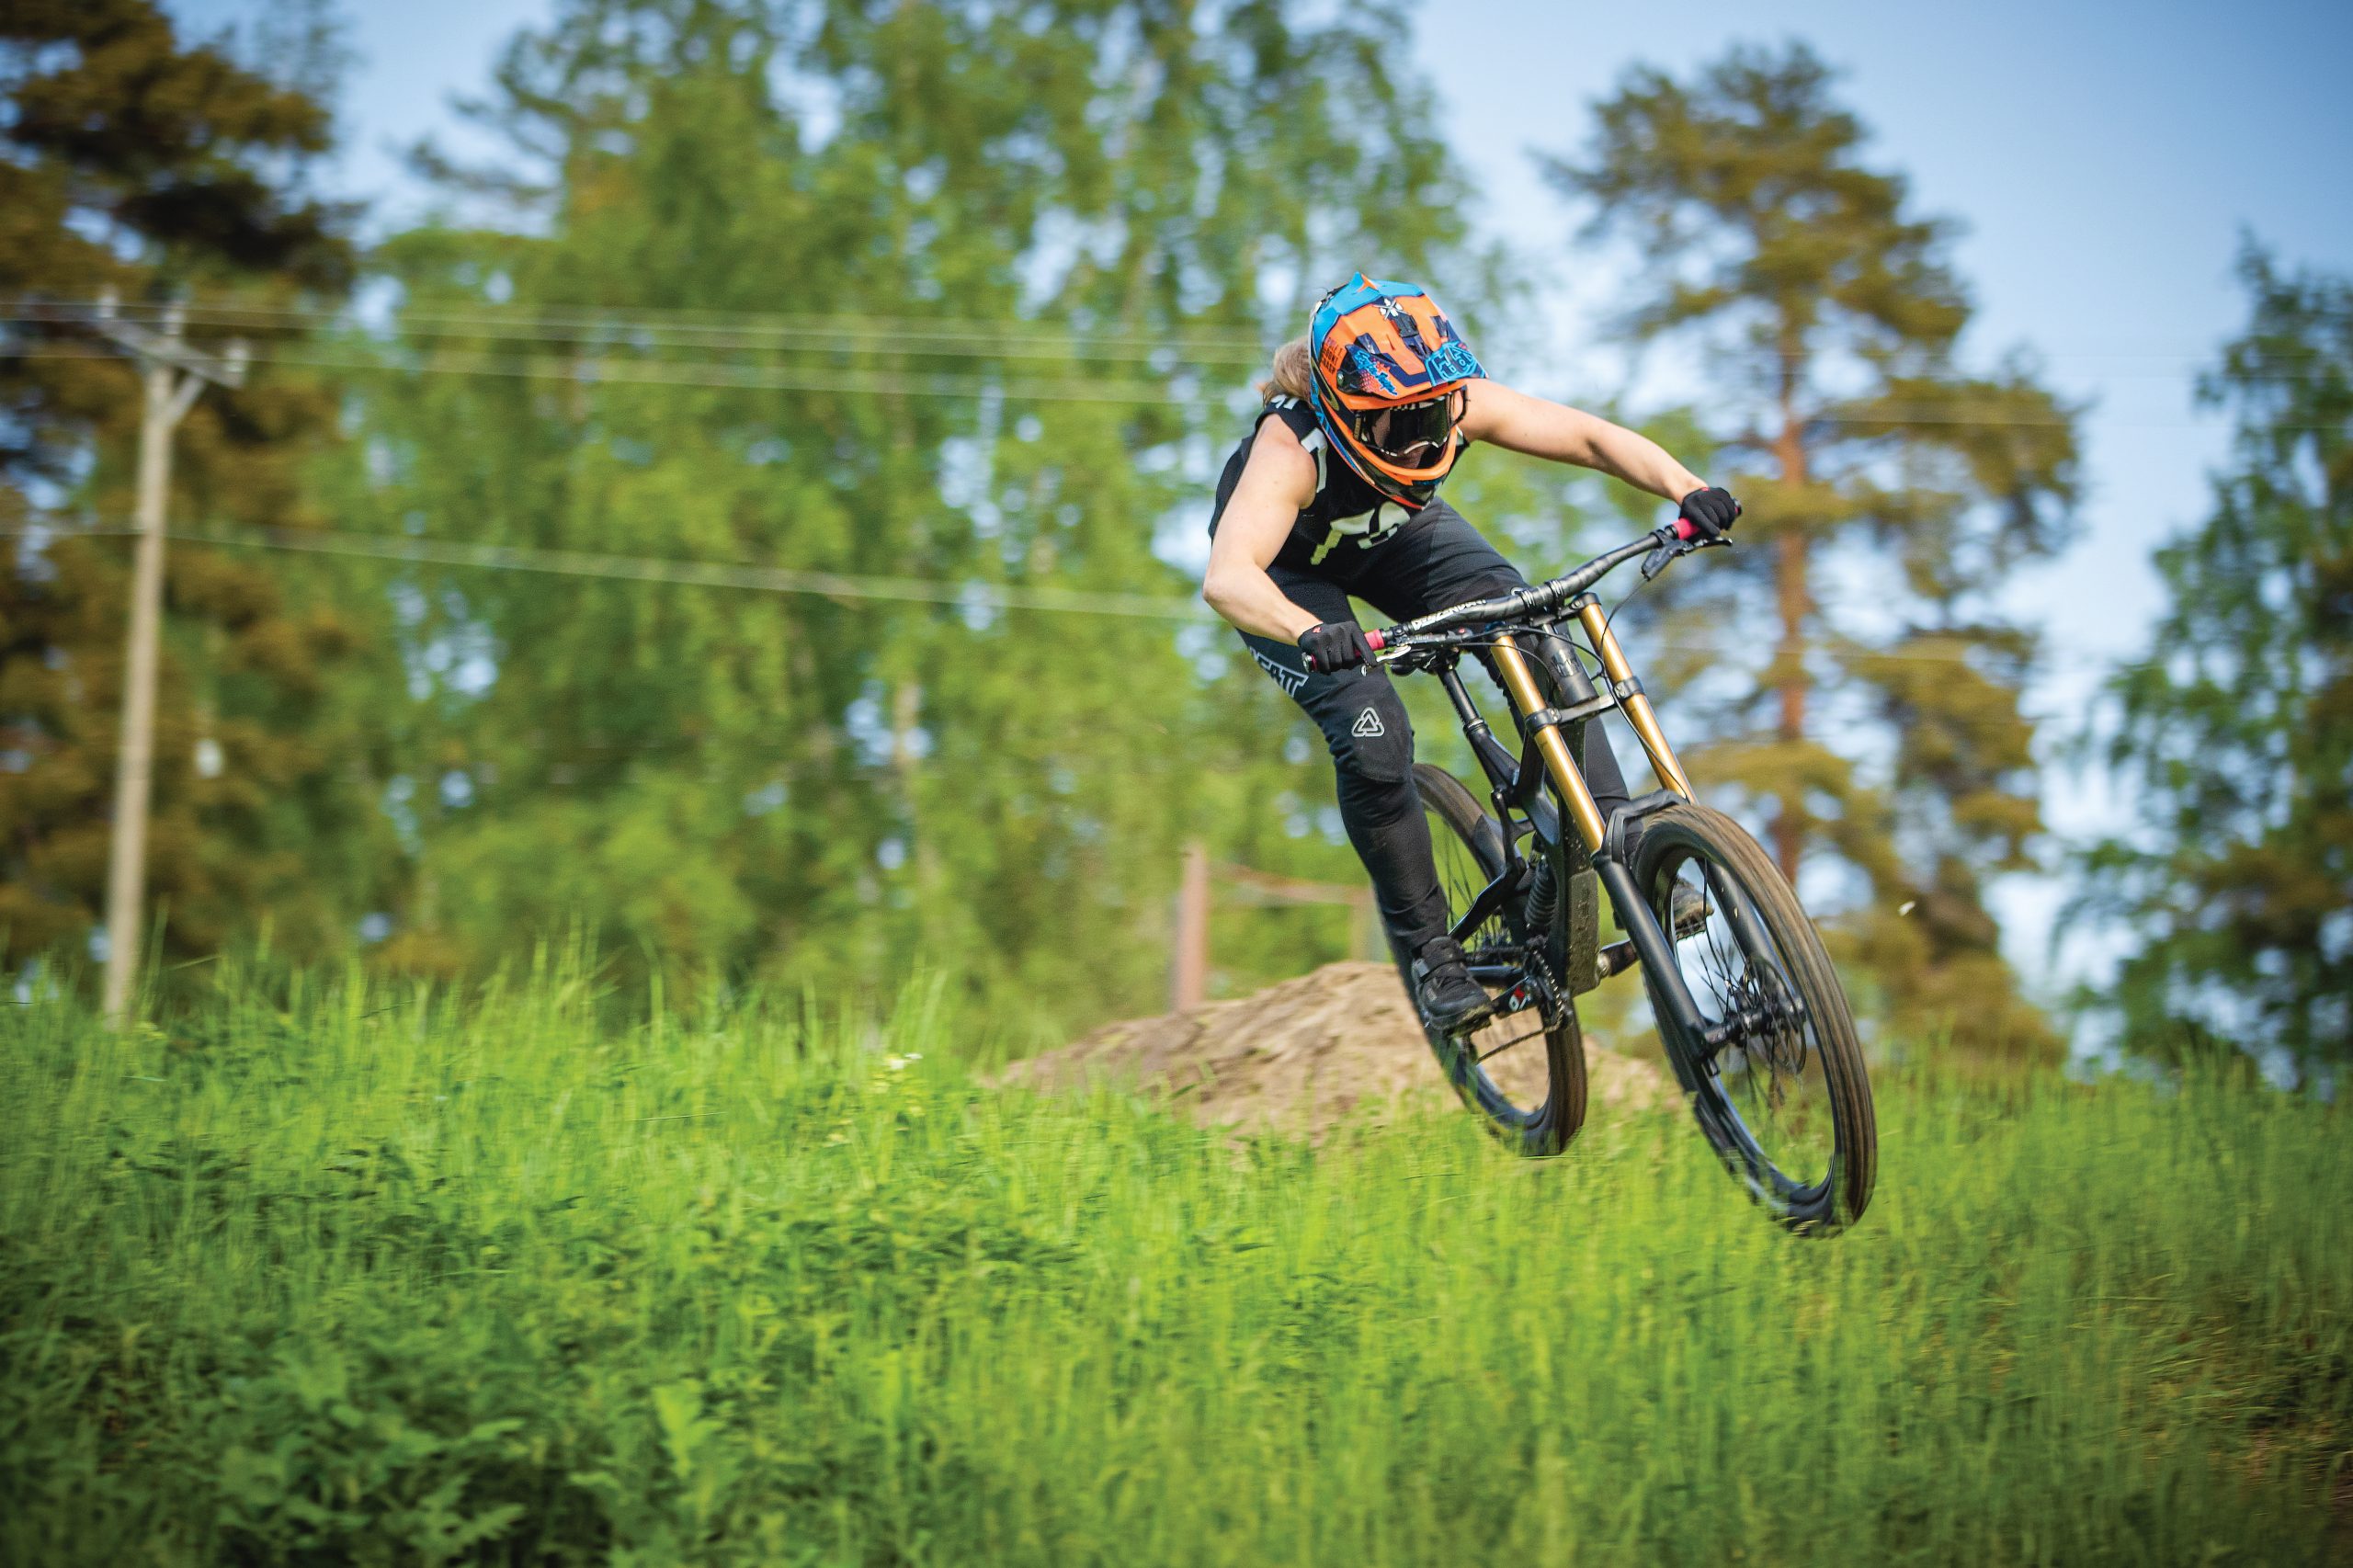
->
[[0, 339, 1216, 407], [9, 518, 2159, 670], [6, 319, 1254, 367], [74, 294, 1265, 350], [3, 298, 1267, 362], [15, 341, 2302, 428], [20, 297, 2351, 390], [14, 293, 2336, 365], [11, 295, 2342, 426], [17, 338, 2337, 431], [14, 519, 1218, 621]]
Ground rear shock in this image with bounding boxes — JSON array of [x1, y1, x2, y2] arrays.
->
[[1523, 853, 1557, 936]]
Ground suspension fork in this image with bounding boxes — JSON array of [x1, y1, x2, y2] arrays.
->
[[1489, 622, 1716, 1043], [1573, 596, 1694, 800], [1488, 642, 1608, 852]]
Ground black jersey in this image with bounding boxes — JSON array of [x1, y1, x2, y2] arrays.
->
[[1208, 395, 1446, 573]]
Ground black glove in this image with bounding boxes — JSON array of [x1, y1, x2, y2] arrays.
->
[[1677, 486, 1742, 541], [1298, 619, 1375, 675]]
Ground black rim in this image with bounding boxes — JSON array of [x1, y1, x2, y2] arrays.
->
[[1648, 844, 1839, 1209]]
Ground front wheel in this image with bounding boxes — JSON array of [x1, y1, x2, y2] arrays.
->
[[1631, 803, 1877, 1232], [1413, 763, 1586, 1156]]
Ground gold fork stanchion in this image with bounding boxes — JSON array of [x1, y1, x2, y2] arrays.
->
[[1575, 598, 1694, 800], [1487, 642, 1610, 854]]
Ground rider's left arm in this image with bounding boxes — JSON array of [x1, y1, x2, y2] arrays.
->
[[1459, 381, 1708, 504]]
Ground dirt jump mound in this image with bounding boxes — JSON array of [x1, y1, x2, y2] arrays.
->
[[1007, 961, 1665, 1137]]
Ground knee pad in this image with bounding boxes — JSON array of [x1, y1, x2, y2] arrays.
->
[[1319, 678, 1415, 786]]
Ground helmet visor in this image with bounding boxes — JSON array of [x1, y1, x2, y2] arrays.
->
[[1351, 387, 1465, 469]]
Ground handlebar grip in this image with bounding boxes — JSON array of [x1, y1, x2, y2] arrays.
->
[[1671, 495, 1743, 542], [1302, 626, 1389, 674]]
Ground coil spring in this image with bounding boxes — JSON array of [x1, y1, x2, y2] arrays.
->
[[1523, 854, 1557, 936]]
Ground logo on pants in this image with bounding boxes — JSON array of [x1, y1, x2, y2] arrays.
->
[[1352, 707, 1385, 738], [1250, 645, 1307, 697]]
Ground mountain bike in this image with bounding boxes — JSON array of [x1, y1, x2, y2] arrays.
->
[[1324, 523, 1877, 1233]]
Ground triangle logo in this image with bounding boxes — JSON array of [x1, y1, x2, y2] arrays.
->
[[1352, 708, 1385, 738]]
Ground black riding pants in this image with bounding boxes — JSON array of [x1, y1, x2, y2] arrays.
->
[[1238, 500, 1634, 956]]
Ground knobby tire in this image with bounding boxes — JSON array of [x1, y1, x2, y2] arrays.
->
[[1631, 802, 1877, 1232]]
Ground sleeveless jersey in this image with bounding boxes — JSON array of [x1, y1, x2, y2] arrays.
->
[[1208, 395, 1444, 573]]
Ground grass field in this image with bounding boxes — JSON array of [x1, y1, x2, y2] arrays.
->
[[2, 964, 2347, 1564]]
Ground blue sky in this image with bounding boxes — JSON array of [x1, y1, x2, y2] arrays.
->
[[171, 0, 2353, 999]]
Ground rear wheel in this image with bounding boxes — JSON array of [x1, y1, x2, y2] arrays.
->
[[1413, 762, 1586, 1155], [1630, 803, 1876, 1232]]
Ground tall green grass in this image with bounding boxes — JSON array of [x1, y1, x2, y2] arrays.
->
[[2, 963, 2345, 1564]]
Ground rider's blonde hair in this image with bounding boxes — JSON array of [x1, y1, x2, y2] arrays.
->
[[1256, 335, 1313, 402]]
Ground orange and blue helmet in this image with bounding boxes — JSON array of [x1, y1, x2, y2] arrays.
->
[[1308, 272, 1485, 509]]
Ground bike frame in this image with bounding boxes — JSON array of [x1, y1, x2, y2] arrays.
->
[[1371, 528, 1725, 1043]]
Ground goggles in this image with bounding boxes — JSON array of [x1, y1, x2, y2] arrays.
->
[[1347, 386, 1466, 468]]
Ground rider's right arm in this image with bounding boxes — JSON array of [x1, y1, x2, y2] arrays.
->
[[1201, 420, 1325, 644]]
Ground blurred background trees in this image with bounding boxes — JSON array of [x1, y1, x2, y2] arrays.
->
[[1540, 42, 2080, 1059], [3, 2, 2340, 1069], [306, 0, 1497, 1013], [0, 0, 374, 971], [2081, 247, 2352, 1078]]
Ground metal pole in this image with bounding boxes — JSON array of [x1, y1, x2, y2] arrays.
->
[[101, 356, 181, 1025]]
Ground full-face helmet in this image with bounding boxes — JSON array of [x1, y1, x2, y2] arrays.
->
[[1307, 273, 1485, 509]]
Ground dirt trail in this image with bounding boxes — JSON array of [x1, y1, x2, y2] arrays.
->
[[1007, 960, 1665, 1137]]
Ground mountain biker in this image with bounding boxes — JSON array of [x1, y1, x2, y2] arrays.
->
[[1202, 273, 1738, 1033]]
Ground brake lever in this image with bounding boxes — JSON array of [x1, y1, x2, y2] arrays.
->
[[1641, 533, 1733, 582]]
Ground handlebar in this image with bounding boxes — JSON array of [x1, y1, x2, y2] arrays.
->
[[1298, 524, 1725, 673]]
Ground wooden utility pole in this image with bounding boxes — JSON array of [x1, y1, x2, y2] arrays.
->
[[85, 294, 246, 1025], [1170, 839, 1211, 1011], [1165, 845, 1392, 1010]]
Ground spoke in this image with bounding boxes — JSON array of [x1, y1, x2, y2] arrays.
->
[[1476, 1020, 1544, 1062], [1656, 844, 1837, 1191]]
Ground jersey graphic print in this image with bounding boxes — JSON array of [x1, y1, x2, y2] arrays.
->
[[1311, 500, 1408, 565], [1264, 397, 1415, 564]]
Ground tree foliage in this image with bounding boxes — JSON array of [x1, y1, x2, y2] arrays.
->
[[1540, 41, 2081, 1057], [323, 0, 1495, 1017], [2083, 246, 2353, 1075], [0, 1, 369, 970]]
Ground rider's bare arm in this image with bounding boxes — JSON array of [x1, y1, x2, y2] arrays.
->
[[1201, 419, 1327, 642], [1460, 381, 1708, 504]]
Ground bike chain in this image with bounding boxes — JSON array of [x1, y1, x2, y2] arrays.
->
[[1501, 942, 1564, 1032]]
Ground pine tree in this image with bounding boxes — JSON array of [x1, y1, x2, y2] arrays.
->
[[2081, 246, 2352, 1077], [0, 2, 367, 973], [1540, 42, 2080, 1057]]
